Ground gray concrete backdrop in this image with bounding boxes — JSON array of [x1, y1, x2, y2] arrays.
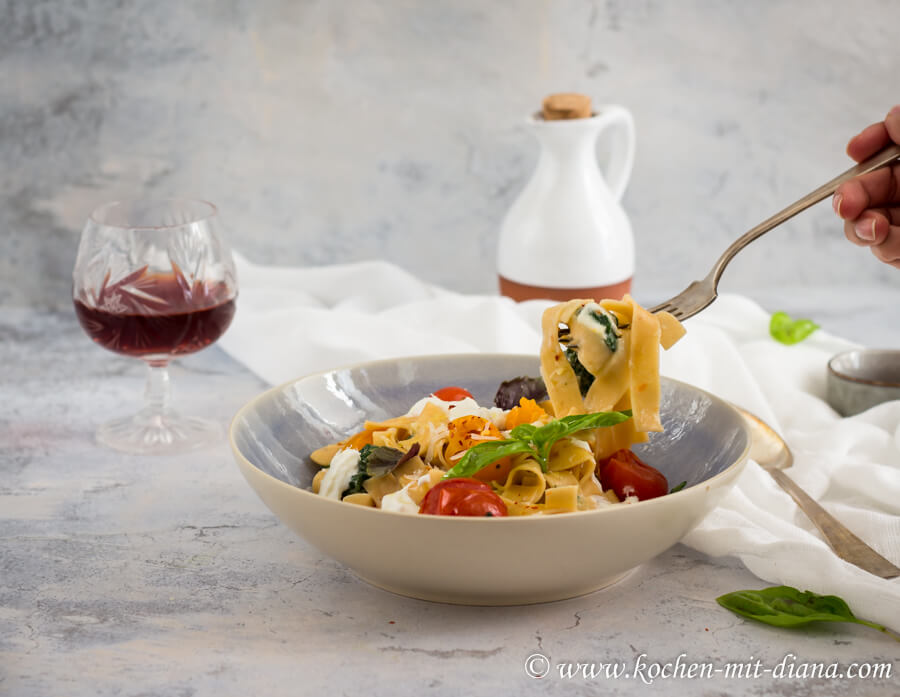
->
[[2, 0, 898, 310]]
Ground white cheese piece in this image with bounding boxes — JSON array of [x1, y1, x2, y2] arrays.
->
[[406, 395, 506, 429], [318, 448, 360, 500], [574, 302, 620, 344], [589, 494, 615, 508], [379, 486, 420, 514], [405, 395, 448, 417], [569, 438, 593, 453]]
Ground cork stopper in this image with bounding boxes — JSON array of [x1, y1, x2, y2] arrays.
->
[[541, 93, 592, 120]]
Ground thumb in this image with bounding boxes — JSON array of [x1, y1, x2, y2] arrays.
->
[[885, 105, 900, 146]]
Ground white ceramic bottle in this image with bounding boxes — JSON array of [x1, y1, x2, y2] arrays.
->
[[497, 99, 636, 302]]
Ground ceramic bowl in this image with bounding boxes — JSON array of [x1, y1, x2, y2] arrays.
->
[[229, 354, 750, 605], [827, 349, 900, 416]]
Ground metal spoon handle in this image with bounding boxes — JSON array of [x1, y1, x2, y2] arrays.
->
[[765, 467, 900, 579]]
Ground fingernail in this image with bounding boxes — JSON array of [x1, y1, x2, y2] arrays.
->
[[832, 193, 843, 217], [855, 219, 876, 242], [890, 105, 900, 117]]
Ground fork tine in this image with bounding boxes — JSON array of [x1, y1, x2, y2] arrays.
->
[[648, 301, 674, 314]]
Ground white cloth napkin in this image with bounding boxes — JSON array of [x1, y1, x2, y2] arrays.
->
[[220, 254, 900, 628]]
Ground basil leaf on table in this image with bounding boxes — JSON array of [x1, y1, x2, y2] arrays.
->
[[769, 311, 820, 345], [717, 586, 900, 642], [444, 410, 632, 479]]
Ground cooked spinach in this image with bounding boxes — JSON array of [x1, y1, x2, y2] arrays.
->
[[565, 347, 595, 396], [342, 443, 420, 497], [589, 309, 619, 353]]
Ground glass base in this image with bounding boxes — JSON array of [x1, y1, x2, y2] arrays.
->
[[97, 408, 222, 455]]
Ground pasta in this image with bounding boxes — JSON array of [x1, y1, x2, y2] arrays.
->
[[309, 296, 684, 516]]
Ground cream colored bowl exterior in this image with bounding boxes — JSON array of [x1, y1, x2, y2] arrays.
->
[[229, 355, 750, 606], [233, 453, 746, 605]]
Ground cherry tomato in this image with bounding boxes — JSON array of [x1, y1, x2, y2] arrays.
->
[[597, 449, 668, 501], [419, 478, 508, 517], [432, 386, 474, 402], [472, 457, 515, 484], [442, 416, 512, 483]]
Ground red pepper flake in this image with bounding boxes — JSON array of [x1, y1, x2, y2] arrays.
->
[[388, 620, 395, 625]]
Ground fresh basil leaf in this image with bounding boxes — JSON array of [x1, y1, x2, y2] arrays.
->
[[443, 440, 536, 480], [548, 411, 633, 436], [444, 410, 633, 478], [530, 420, 567, 450], [717, 586, 900, 641], [509, 423, 539, 440], [769, 312, 820, 345], [528, 411, 633, 470], [670, 481, 687, 493]]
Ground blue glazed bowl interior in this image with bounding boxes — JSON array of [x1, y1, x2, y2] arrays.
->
[[232, 354, 748, 495]]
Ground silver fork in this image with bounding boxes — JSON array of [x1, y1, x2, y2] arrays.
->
[[649, 143, 900, 319]]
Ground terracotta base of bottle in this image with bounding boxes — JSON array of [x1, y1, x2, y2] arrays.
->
[[498, 275, 632, 303]]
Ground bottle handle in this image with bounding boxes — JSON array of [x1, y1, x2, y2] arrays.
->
[[593, 104, 635, 202]]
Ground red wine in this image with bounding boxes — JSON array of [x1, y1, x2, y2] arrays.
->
[[74, 273, 236, 358]]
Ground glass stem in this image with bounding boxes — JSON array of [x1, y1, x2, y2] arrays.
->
[[144, 362, 172, 415]]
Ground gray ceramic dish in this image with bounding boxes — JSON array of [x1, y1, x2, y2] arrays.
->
[[230, 354, 750, 605], [827, 349, 900, 416]]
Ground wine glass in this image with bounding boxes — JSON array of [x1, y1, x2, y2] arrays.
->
[[73, 199, 238, 455]]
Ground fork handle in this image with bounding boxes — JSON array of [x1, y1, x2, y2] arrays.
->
[[707, 143, 900, 288], [764, 466, 900, 579]]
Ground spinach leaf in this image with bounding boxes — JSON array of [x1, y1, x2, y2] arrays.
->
[[669, 481, 687, 493], [769, 312, 819, 345], [343, 443, 420, 497], [588, 309, 619, 352], [444, 410, 632, 479], [343, 445, 374, 497], [565, 347, 595, 396], [717, 586, 900, 641]]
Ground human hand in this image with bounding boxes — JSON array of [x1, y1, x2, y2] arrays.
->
[[832, 106, 900, 268]]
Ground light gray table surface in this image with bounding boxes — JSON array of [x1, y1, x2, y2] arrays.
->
[[2, 290, 899, 697]]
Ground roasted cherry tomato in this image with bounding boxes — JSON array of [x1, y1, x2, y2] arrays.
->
[[419, 478, 508, 517], [597, 449, 668, 501], [431, 386, 474, 402], [443, 415, 512, 483]]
